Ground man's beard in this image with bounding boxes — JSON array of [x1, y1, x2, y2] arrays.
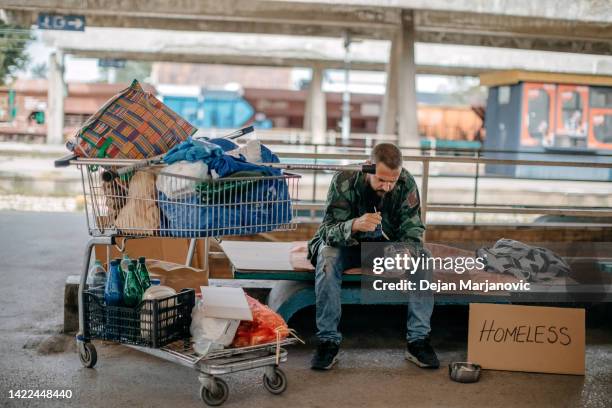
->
[[365, 182, 386, 208], [374, 189, 386, 197]]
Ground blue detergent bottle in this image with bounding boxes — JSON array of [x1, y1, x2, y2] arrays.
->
[[104, 259, 124, 306]]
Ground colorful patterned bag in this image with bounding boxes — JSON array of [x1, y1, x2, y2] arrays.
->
[[71, 80, 196, 159]]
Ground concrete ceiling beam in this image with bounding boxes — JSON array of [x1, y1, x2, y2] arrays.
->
[[63, 48, 492, 76], [412, 10, 612, 55], [3, 1, 611, 54]]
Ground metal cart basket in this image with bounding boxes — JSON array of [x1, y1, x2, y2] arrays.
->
[[56, 155, 302, 406]]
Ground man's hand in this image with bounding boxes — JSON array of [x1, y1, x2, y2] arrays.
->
[[351, 212, 382, 233]]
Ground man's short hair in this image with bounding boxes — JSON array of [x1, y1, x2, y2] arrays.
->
[[371, 143, 403, 169]]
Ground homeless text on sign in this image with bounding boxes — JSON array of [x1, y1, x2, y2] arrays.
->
[[467, 303, 585, 375]]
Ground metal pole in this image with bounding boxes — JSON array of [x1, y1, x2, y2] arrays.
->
[[186, 238, 197, 267], [473, 150, 480, 224], [312, 144, 319, 220], [202, 237, 210, 274], [421, 159, 429, 226], [341, 32, 352, 146]]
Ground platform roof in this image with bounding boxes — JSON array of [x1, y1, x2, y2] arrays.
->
[[4, 0, 612, 55], [480, 70, 612, 87], [42, 28, 612, 78]]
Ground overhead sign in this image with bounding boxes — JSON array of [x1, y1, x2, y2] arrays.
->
[[38, 14, 86, 31], [98, 58, 127, 69], [468, 303, 585, 375]]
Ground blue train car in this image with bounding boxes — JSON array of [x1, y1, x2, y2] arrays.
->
[[159, 86, 259, 129]]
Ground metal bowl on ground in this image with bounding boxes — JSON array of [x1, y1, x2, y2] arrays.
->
[[449, 362, 481, 383]]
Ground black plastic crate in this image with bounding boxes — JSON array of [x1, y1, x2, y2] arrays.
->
[[83, 286, 195, 348]]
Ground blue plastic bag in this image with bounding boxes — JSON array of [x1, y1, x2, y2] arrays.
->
[[158, 178, 291, 237]]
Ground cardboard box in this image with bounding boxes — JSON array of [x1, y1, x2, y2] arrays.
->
[[146, 259, 208, 293], [467, 303, 585, 375], [94, 237, 208, 269]]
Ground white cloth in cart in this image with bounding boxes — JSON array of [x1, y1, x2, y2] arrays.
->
[[156, 160, 209, 199], [211, 140, 264, 178], [227, 140, 263, 163], [115, 170, 160, 235]]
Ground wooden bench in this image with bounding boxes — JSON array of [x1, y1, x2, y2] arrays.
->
[[220, 241, 522, 322]]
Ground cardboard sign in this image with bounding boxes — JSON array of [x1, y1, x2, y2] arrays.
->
[[468, 303, 585, 375]]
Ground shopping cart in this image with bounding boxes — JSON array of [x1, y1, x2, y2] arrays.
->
[[54, 149, 376, 405], [54, 154, 304, 405]]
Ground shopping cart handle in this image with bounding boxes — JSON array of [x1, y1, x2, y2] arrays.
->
[[54, 153, 77, 168]]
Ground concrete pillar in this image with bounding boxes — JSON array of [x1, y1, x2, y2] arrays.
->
[[397, 13, 419, 147], [378, 32, 400, 136], [305, 65, 326, 145], [47, 51, 65, 145]]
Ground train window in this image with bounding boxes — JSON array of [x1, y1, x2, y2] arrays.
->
[[590, 88, 612, 108], [593, 114, 612, 144], [561, 91, 583, 132], [527, 89, 550, 141]]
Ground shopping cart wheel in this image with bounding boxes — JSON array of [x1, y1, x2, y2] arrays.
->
[[200, 378, 229, 406], [79, 342, 97, 368], [263, 367, 287, 395]]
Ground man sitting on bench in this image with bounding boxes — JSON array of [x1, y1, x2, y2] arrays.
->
[[307, 142, 439, 370]]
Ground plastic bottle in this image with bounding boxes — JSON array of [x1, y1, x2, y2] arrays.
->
[[123, 262, 144, 308], [104, 259, 124, 307], [121, 254, 131, 278], [87, 260, 107, 289], [136, 256, 151, 290], [111, 257, 124, 280]]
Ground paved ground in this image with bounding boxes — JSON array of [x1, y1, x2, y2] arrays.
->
[[0, 211, 610, 408]]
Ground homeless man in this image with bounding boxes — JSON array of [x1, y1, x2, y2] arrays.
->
[[307, 142, 439, 370]]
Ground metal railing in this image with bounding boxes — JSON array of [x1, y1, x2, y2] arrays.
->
[[270, 146, 612, 224]]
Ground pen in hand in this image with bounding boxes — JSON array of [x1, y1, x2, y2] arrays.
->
[[373, 206, 390, 240]]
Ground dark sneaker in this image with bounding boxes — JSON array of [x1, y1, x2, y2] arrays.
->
[[311, 341, 340, 370], [405, 338, 440, 369]]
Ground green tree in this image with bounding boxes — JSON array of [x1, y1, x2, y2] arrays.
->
[[0, 22, 32, 85], [30, 62, 48, 79]]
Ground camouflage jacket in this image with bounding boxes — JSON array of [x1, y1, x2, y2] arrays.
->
[[307, 168, 425, 265]]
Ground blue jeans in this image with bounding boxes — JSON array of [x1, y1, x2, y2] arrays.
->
[[315, 245, 434, 344]]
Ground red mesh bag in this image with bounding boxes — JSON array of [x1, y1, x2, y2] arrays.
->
[[232, 295, 288, 347]]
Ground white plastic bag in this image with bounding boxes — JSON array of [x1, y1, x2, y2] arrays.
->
[[190, 299, 240, 355], [156, 160, 208, 199]]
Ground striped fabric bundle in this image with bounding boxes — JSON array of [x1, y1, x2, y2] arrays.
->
[[71, 80, 196, 159]]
